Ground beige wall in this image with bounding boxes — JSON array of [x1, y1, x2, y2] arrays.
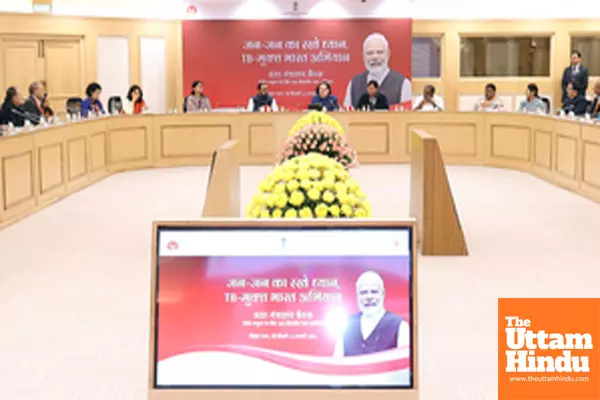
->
[[0, 12, 182, 111], [413, 19, 600, 111]]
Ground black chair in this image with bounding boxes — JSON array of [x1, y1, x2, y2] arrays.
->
[[66, 97, 82, 117], [540, 97, 551, 114], [183, 96, 189, 113], [108, 96, 123, 115]]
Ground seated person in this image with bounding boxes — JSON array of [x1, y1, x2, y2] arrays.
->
[[310, 81, 339, 111], [41, 94, 54, 122], [0, 87, 26, 127], [474, 83, 504, 111], [357, 80, 389, 111], [518, 83, 546, 113], [248, 82, 279, 112], [81, 82, 105, 118], [23, 81, 46, 125], [412, 85, 444, 111], [561, 82, 588, 116], [185, 81, 211, 112], [588, 79, 600, 118], [124, 84, 148, 114]]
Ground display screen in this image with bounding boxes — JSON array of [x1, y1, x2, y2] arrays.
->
[[153, 226, 414, 389]]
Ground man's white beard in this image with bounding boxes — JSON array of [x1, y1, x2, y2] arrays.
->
[[360, 303, 382, 317], [366, 62, 389, 81]]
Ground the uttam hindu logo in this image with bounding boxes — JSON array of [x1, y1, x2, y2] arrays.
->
[[504, 316, 593, 373]]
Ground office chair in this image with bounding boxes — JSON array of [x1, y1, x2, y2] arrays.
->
[[108, 96, 123, 115], [66, 97, 83, 117]]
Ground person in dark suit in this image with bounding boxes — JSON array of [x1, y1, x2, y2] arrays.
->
[[357, 80, 389, 111], [247, 81, 278, 112], [333, 271, 409, 357], [561, 82, 588, 116], [588, 79, 600, 119], [0, 87, 26, 128], [561, 50, 589, 105], [310, 81, 339, 111], [22, 82, 45, 125]]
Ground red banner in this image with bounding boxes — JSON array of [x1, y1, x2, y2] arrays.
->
[[182, 19, 412, 110]]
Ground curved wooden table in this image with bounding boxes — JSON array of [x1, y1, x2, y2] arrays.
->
[[1, 112, 599, 227]]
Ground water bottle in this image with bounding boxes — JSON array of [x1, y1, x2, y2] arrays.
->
[[7, 122, 15, 136]]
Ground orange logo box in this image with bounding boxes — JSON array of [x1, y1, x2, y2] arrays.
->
[[498, 298, 600, 400]]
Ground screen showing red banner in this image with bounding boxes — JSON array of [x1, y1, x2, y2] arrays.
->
[[153, 226, 414, 389], [182, 19, 412, 110]]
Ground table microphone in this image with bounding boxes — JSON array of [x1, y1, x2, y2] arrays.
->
[[11, 108, 41, 125]]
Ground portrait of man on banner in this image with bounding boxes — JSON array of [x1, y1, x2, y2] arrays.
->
[[333, 271, 410, 357], [344, 33, 412, 108]]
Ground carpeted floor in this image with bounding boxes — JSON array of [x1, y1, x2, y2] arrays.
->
[[0, 165, 599, 400]]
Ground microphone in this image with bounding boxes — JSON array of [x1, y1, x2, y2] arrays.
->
[[11, 108, 40, 124]]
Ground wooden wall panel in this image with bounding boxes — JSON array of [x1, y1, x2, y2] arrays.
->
[[1, 135, 36, 222], [33, 128, 65, 205]]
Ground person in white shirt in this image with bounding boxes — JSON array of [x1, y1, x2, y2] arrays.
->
[[247, 82, 279, 112], [333, 271, 410, 357], [412, 85, 444, 112], [344, 33, 412, 108]]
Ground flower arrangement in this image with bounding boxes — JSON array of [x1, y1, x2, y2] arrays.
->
[[288, 111, 344, 137], [246, 153, 372, 219], [278, 123, 358, 169]]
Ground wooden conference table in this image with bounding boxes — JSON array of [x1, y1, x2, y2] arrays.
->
[[0, 112, 599, 227]]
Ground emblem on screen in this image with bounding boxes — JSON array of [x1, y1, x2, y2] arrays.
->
[[166, 241, 179, 251]]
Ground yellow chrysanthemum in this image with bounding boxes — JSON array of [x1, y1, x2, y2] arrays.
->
[[285, 208, 298, 218], [299, 207, 313, 218], [346, 179, 359, 191], [322, 190, 335, 204], [251, 205, 262, 218], [274, 183, 286, 194], [300, 179, 312, 190], [341, 204, 353, 217], [307, 187, 321, 201], [295, 168, 310, 181], [265, 194, 275, 207], [334, 182, 347, 194], [272, 209, 283, 218], [289, 190, 305, 207], [337, 193, 349, 205], [355, 207, 367, 218], [308, 168, 320, 180], [259, 179, 273, 192], [287, 179, 300, 192], [274, 194, 288, 208], [355, 189, 367, 199], [329, 204, 341, 217], [260, 209, 270, 218], [315, 203, 329, 218]]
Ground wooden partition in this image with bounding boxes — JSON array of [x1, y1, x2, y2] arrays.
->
[[1, 112, 599, 228], [410, 129, 468, 256], [202, 140, 241, 218]]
